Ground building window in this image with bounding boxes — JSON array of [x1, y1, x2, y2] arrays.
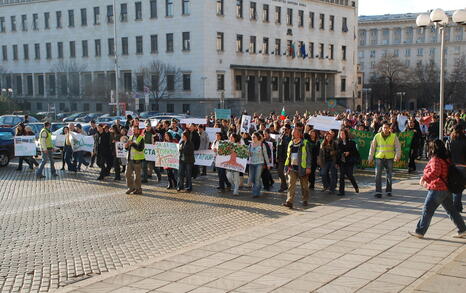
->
[[216, 32, 224, 51], [262, 37, 269, 54], [182, 32, 190, 51], [83, 103, 90, 111], [329, 15, 334, 31], [298, 10, 304, 27], [341, 78, 346, 92], [275, 39, 281, 55], [329, 44, 334, 59], [249, 36, 256, 54], [319, 13, 324, 29], [13, 45, 18, 60], [108, 38, 115, 56], [32, 13, 38, 30], [21, 14, 27, 31], [342, 17, 348, 32], [69, 41, 76, 58], [149, 0, 157, 18], [107, 5, 114, 23], [2, 45, 7, 61], [319, 43, 324, 58], [309, 12, 314, 28], [235, 75, 242, 90], [56, 11, 62, 28], [0, 17, 5, 33], [82, 40, 88, 57], [182, 104, 190, 113], [272, 77, 278, 91], [182, 0, 190, 15], [216, 0, 224, 16], [250, 2, 257, 20], [136, 36, 143, 54], [81, 8, 87, 26], [342, 45, 347, 60], [11, 16, 16, 32], [68, 10, 75, 27], [275, 6, 281, 24], [167, 74, 175, 91], [417, 48, 423, 56], [309, 42, 314, 58], [57, 42, 63, 59], [217, 74, 225, 90], [394, 49, 399, 57], [150, 35, 158, 53], [183, 74, 191, 90], [429, 48, 435, 56], [43, 12, 50, 29], [23, 44, 29, 60], [167, 103, 174, 112], [166, 33, 174, 52], [135, 2, 142, 20], [236, 0, 243, 18], [263, 4, 269, 22], [34, 43, 40, 59], [166, 0, 174, 17], [94, 7, 100, 25], [122, 37, 129, 55], [286, 8, 292, 25], [46, 43, 52, 59], [236, 34, 243, 52], [95, 39, 101, 57], [121, 4, 128, 22], [136, 75, 144, 91]]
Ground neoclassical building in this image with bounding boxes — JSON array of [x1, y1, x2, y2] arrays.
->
[[0, 0, 359, 115]]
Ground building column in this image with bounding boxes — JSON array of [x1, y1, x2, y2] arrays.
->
[[43, 73, 47, 98], [54, 72, 59, 99], [312, 73, 317, 103], [31, 73, 36, 98], [290, 72, 295, 103], [278, 72, 284, 103], [255, 71, 260, 103], [267, 71, 272, 103], [300, 72, 305, 102]]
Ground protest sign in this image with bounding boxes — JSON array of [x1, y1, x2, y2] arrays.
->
[[215, 109, 231, 120], [180, 118, 207, 125], [145, 142, 179, 169], [194, 150, 216, 167], [139, 121, 146, 129], [14, 136, 36, 157], [307, 116, 342, 131], [397, 115, 408, 132], [215, 141, 249, 173], [240, 115, 251, 133], [206, 127, 220, 142], [70, 132, 95, 153], [270, 133, 279, 141], [52, 135, 65, 147], [350, 129, 414, 169], [115, 142, 128, 159]]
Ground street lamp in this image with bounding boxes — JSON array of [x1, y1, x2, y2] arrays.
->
[[362, 88, 371, 112], [396, 92, 406, 111], [416, 8, 466, 139]]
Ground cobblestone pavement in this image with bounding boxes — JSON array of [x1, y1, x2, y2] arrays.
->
[[0, 159, 421, 293]]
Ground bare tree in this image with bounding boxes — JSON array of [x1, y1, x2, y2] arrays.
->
[[50, 61, 87, 97], [446, 55, 466, 107], [410, 59, 440, 107], [133, 61, 183, 108]]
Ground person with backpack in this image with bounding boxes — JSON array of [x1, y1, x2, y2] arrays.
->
[[446, 124, 466, 213], [409, 139, 466, 239]]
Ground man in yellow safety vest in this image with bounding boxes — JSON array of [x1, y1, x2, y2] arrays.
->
[[125, 124, 145, 195], [368, 121, 401, 198], [36, 121, 57, 179]]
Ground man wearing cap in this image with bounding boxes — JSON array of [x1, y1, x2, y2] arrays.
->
[[36, 122, 57, 179]]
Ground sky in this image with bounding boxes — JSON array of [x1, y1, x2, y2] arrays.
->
[[358, 0, 466, 16]]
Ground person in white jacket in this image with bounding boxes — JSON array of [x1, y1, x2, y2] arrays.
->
[[198, 125, 210, 175]]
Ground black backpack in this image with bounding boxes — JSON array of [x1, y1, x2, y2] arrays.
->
[[442, 160, 466, 194]]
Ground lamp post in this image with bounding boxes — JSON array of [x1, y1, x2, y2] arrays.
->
[[112, 0, 121, 116], [396, 92, 406, 111], [416, 8, 466, 139], [362, 88, 371, 112]]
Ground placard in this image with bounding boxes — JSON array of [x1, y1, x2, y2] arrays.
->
[[215, 141, 249, 173], [307, 116, 342, 131], [194, 150, 216, 167], [14, 136, 36, 157], [115, 142, 128, 159], [145, 142, 179, 169], [180, 118, 207, 125], [70, 132, 95, 153], [215, 109, 231, 120], [206, 127, 220, 142], [240, 115, 251, 133], [52, 135, 65, 147]]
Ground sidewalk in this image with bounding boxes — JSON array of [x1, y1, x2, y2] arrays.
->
[[59, 177, 466, 293]]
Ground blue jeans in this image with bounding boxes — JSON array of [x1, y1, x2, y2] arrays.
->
[[74, 151, 89, 169], [416, 190, 466, 235], [64, 145, 76, 171], [36, 150, 56, 176], [249, 164, 263, 197], [178, 161, 193, 190], [453, 192, 463, 213], [375, 158, 393, 193], [321, 161, 337, 191]]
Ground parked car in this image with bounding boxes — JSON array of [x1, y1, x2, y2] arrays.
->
[[21, 122, 67, 139], [63, 113, 87, 122], [0, 128, 14, 167], [56, 113, 71, 120], [0, 115, 39, 128], [139, 112, 160, 119], [75, 113, 103, 123]]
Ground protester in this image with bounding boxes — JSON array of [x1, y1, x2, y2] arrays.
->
[[368, 122, 401, 198], [318, 132, 338, 194], [276, 124, 292, 192], [96, 124, 113, 180], [110, 125, 122, 181], [407, 119, 422, 173], [337, 129, 360, 196], [15, 123, 34, 171], [36, 122, 57, 179], [164, 132, 178, 189], [88, 120, 98, 168], [212, 132, 231, 192], [306, 129, 320, 190], [142, 122, 155, 184], [248, 132, 270, 198], [125, 125, 145, 195], [409, 139, 466, 239], [63, 126, 77, 172], [261, 130, 275, 191], [446, 125, 466, 213], [226, 134, 242, 196], [73, 124, 90, 171], [178, 131, 195, 193], [198, 125, 210, 176]]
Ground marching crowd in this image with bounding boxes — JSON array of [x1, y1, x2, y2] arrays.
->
[[13, 109, 466, 237]]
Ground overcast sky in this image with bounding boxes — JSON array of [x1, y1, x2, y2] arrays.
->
[[358, 0, 466, 16]]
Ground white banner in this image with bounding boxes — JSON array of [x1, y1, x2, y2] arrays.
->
[[52, 134, 65, 147], [115, 142, 128, 159], [240, 115, 251, 133], [14, 136, 36, 157], [180, 118, 207, 125], [397, 115, 408, 132], [307, 116, 342, 131], [70, 132, 95, 153], [206, 127, 220, 142], [194, 150, 216, 166], [144, 142, 179, 169]]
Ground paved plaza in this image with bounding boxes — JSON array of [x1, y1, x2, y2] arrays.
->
[[0, 160, 464, 293]]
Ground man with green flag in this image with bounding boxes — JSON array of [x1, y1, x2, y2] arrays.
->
[[368, 122, 401, 198]]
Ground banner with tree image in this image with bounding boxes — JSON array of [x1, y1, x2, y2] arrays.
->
[[215, 141, 249, 173], [350, 129, 414, 169]]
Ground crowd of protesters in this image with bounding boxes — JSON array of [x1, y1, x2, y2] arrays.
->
[[19, 109, 465, 223]]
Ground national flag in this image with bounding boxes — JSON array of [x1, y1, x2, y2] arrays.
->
[[280, 107, 286, 121]]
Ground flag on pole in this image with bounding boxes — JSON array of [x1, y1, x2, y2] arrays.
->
[[280, 107, 286, 121]]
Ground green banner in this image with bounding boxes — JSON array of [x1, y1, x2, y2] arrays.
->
[[350, 129, 414, 169]]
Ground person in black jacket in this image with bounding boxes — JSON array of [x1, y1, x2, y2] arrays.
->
[[276, 125, 292, 192], [307, 129, 320, 190], [96, 124, 113, 180], [189, 124, 201, 179], [446, 125, 466, 213], [407, 119, 422, 173], [178, 131, 195, 192], [337, 129, 360, 196]]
